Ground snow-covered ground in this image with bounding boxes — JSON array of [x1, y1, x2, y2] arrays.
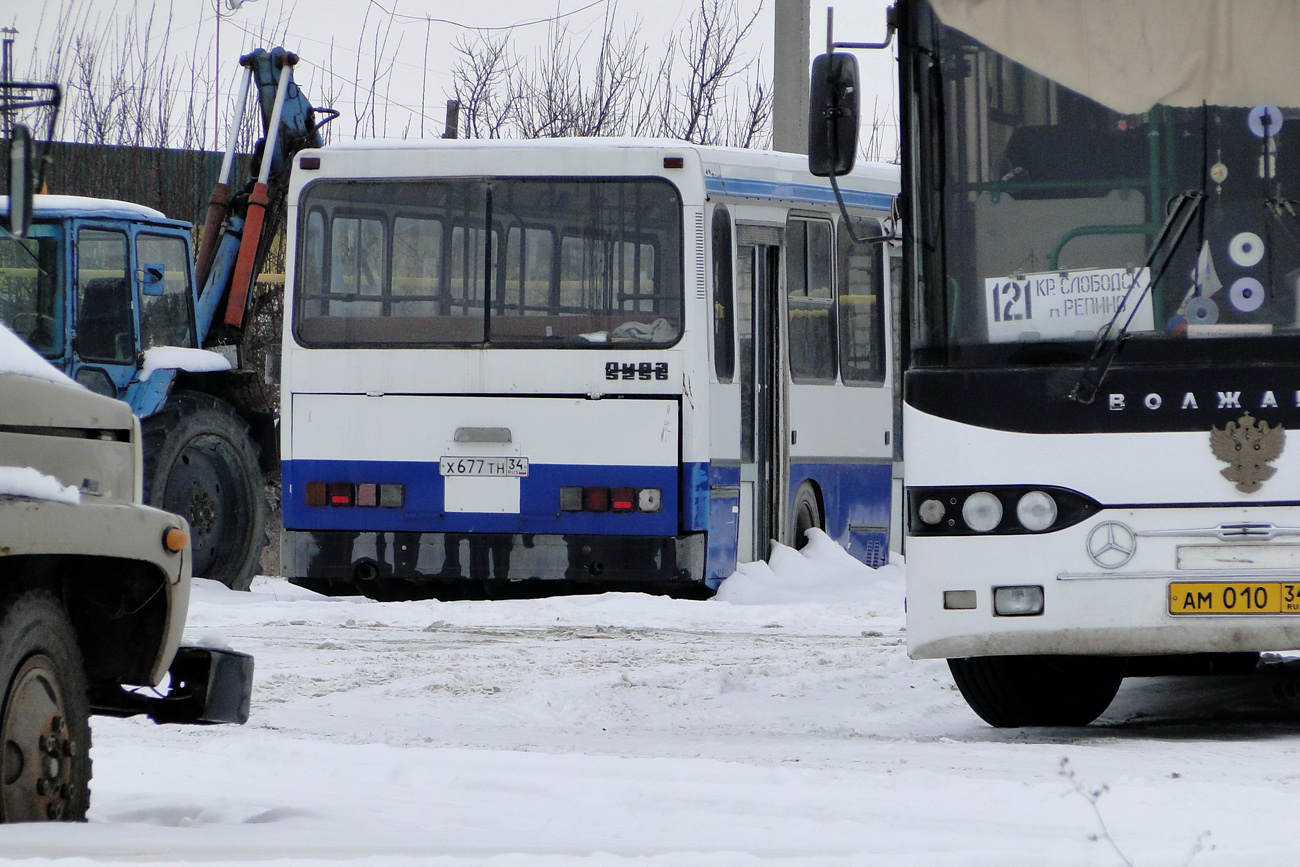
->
[[4, 531, 1300, 865]]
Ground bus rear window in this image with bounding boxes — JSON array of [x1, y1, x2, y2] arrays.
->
[[294, 177, 683, 348]]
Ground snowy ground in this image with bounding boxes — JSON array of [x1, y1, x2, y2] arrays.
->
[[5, 530, 1300, 865]]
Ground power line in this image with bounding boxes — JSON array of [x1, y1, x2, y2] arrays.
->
[[362, 0, 607, 32]]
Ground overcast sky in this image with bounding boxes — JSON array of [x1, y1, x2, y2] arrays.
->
[[5, 0, 897, 153]]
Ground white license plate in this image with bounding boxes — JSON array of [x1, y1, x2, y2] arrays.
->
[[439, 456, 529, 477]]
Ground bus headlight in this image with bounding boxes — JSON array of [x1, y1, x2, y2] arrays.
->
[[1016, 491, 1058, 532], [961, 492, 1003, 532]]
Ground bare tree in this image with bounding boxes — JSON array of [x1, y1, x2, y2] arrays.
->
[[450, 0, 770, 147]]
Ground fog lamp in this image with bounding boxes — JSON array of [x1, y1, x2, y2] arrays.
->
[[993, 585, 1044, 617]]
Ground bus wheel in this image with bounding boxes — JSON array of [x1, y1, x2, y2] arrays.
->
[[790, 483, 822, 550], [948, 655, 1125, 727], [0, 592, 92, 822]]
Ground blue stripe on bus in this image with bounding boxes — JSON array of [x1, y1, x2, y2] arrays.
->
[[282, 459, 678, 535], [704, 176, 894, 211]]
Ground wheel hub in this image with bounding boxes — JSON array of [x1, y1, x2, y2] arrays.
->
[[0, 656, 76, 822]]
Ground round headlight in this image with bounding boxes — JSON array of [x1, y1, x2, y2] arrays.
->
[[1016, 490, 1058, 532], [918, 498, 946, 525], [961, 492, 1003, 532]]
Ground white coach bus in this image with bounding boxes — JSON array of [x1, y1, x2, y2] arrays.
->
[[278, 139, 899, 598], [814, 0, 1300, 725]]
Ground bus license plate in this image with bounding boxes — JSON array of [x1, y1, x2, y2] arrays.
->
[[1169, 582, 1300, 615], [439, 456, 529, 477]]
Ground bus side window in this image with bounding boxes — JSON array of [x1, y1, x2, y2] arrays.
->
[[838, 218, 886, 386], [712, 206, 735, 383], [786, 217, 836, 383]]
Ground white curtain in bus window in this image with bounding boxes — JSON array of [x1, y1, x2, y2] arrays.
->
[[837, 219, 885, 385], [137, 234, 197, 350], [329, 215, 385, 317], [294, 177, 680, 347], [786, 217, 836, 383]]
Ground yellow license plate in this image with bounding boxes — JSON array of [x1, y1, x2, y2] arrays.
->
[[1169, 582, 1300, 615]]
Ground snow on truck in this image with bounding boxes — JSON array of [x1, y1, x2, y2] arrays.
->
[[814, 0, 1300, 726], [0, 48, 328, 591], [0, 134, 253, 823]]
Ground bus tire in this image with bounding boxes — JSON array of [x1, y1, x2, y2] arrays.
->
[[0, 591, 92, 822], [790, 482, 822, 550], [143, 391, 268, 591], [948, 655, 1125, 727]]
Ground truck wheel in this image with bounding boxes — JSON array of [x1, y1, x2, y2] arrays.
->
[[948, 655, 1126, 727], [0, 592, 92, 822], [143, 391, 268, 591], [790, 483, 822, 550]]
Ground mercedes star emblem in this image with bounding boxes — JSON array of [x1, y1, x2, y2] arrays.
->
[[1086, 521, 1136, 568]]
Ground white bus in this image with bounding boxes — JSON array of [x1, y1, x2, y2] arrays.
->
[[278, 139, 900, 598], [838, 0, 1300, 725]]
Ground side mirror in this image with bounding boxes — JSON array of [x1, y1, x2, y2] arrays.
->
[[6, 124, 33, 238], [808, 53, 860, 178], [140, 263, 166, 295]]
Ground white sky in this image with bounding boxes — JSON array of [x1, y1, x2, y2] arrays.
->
[[4, 0, 898, 153]]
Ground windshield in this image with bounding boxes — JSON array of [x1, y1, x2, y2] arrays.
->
[[0, 227, 63, 359], [910, 14, 1300, 368], [295, 177, 683, 348]]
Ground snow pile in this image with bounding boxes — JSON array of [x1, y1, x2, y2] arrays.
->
[[0, 465, 80, 503], [139, 346, 232, 381], [0, 321, 76, 385], [715, 528, 904, 610]]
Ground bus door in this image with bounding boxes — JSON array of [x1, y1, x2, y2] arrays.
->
[[735, 225, 785, 563]]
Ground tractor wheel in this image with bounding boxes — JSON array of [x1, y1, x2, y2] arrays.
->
[[143, 391, 267, 591], [0, 592, 92, 822]]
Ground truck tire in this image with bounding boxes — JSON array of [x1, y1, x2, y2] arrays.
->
[[143, 391, 267, 591], [948, 655, 1126, 727], [0, 592, 92, 822]]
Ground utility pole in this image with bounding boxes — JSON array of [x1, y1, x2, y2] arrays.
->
[[1, 27, 16, 140], [772, 0, 809, 154]]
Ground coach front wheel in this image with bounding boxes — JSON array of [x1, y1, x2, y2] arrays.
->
[[948, 655, 1126, 727]]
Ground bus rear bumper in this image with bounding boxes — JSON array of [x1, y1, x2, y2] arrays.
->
[[282, 529, 708, 597]]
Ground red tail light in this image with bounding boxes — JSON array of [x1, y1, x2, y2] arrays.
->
[[583, 486, 610, 512], [305, 481, 327, 506], [611, 487, 635, 512], [329, 482, 355, 506]]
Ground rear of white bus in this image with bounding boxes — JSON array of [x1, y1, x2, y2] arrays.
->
[[278, 141, 710, 598]]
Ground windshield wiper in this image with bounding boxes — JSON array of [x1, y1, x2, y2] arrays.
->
[[1068, 190, 1204, 405]]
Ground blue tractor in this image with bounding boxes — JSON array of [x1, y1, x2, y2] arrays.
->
[[1, 48, 331, 589]]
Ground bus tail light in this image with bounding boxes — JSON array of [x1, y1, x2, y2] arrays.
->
[[305, 482, 404, 508], [611, 487, 635, 512], [560, 486, 663, 513]]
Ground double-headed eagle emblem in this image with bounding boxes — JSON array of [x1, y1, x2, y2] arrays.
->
[[1210, 412, 1285, 493]]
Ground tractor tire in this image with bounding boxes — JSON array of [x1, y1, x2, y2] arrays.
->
[[0, 592, 92, 822], [143, 391, 268, 591], [948, 655, 1126, 727]]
